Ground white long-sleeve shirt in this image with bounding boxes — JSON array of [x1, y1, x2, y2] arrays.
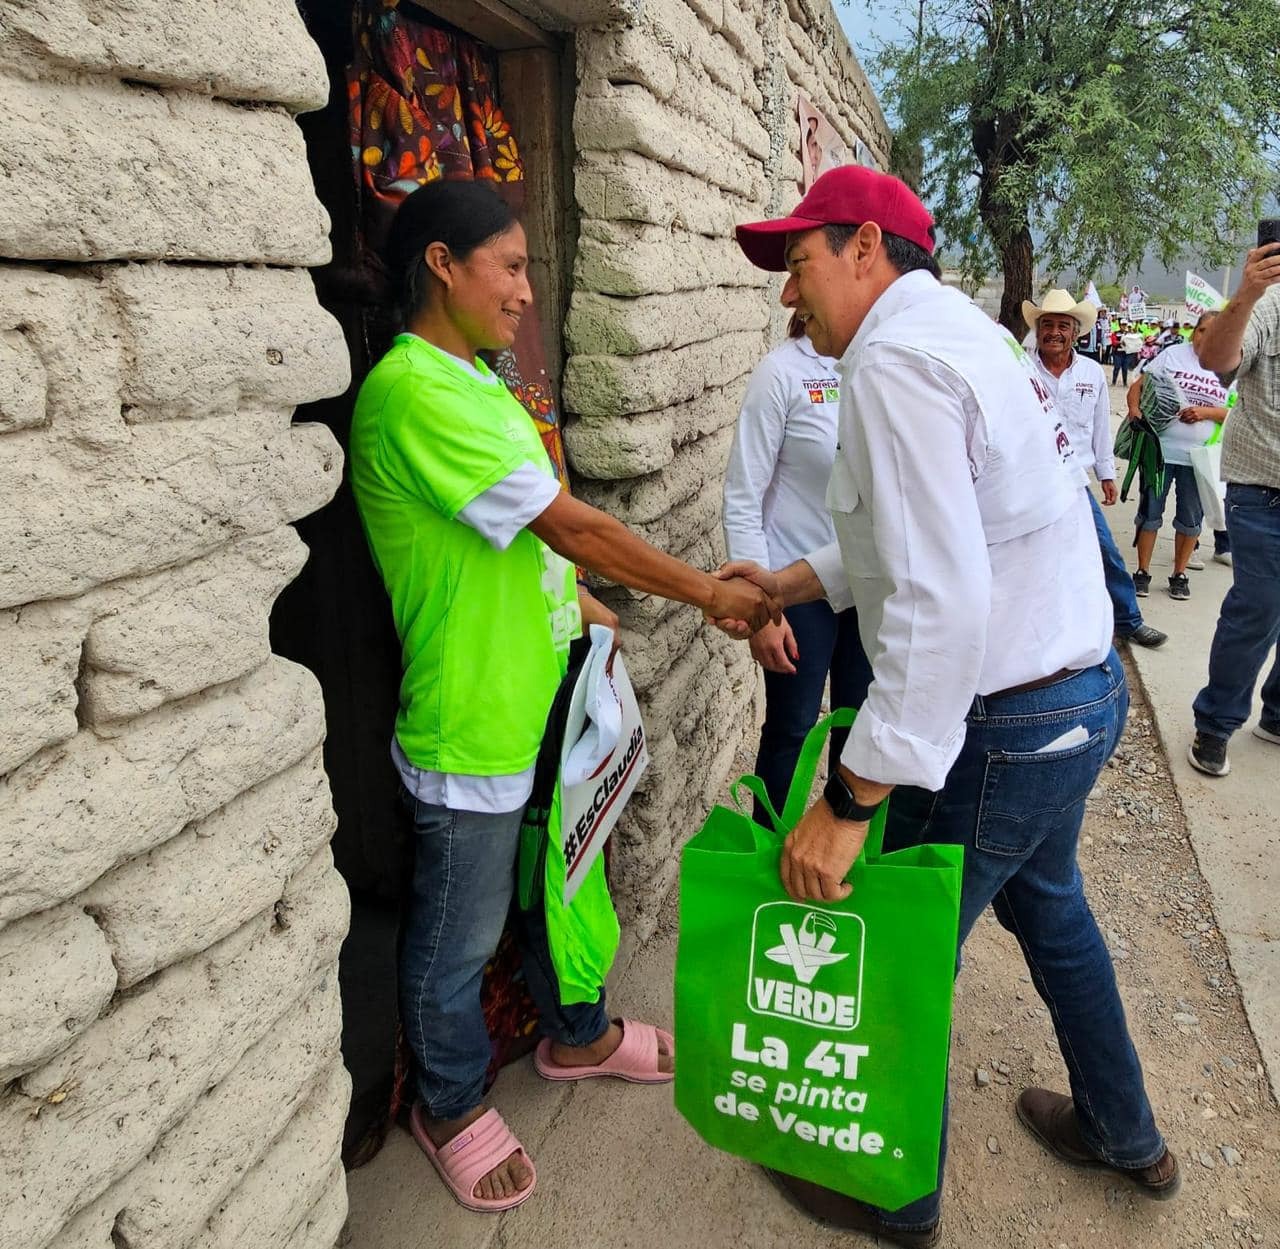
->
[[806, 272, 1112, 792], [723, 336, 841, 568], [1032, 349, 1116, 482]]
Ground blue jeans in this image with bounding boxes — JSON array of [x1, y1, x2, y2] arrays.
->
[[755, 601, 872, 818], [1111, 352, 1135, 385], [877, 651, 1164, 1230], [1135, 463, 1203, 537], [1193, 484, 1280, 739], [399, 793, 609, 1119], [1088, 491, 1144, 636]]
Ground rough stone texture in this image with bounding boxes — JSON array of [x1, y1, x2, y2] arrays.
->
[[0, 1, 328, 111], [79, 530, 310, 724], [187, 1063, 350, 1249], [2, 854, 348, 1249], [567, 0, 889, 934], [51, 978, 343, 1249], [0, 657, 327, 926], [0, 9, 350, 1248], [0, 75, 330, 265], [81, 749, 337, 988], [0, 904, 117, 1083]]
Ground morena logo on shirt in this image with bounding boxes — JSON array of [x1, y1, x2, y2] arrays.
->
[[804, 379, 840, 404]]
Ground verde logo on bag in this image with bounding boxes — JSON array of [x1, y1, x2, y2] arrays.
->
[[748, 904, 864, 1031]]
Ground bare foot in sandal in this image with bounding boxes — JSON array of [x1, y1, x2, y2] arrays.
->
[[544, 1018, 675, 1079], [421, 1107, 534, 1201]]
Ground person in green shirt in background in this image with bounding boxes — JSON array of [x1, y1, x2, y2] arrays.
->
[[349, 181, 778, 1214]]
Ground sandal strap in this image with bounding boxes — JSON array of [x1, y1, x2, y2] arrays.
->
[[611, 1018, 660, 1074], [437, 1109, 526, 1196]]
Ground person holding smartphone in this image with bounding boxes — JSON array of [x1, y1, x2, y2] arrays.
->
[[1187, 226, 1280, 777]]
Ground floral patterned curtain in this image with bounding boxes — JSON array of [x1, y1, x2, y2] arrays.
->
[[348, 0, 567, 483]]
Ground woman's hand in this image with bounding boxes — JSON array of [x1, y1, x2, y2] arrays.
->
[[578, 586, 621, 669], [749, 617, 799, 674]]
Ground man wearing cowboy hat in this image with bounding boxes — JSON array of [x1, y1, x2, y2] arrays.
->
[[713, 167, 1178, 1248], [1027, 290, 1167, 650]]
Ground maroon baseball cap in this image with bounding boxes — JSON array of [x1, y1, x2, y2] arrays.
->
[[735, 166, 935, 271]]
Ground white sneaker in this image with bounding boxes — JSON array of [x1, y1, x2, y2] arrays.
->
[[1213, 552, 1233, 566], [1186, 555, 1205, 570], [1254, 721, 1280, 745]]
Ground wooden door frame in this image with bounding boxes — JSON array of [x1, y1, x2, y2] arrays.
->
[[418, 0, 576, 390]]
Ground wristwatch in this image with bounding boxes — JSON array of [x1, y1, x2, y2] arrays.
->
[[823, 770, 881, 823]]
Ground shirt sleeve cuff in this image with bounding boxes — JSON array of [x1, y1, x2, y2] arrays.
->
[[804, 541, 854, 612], [1096, 460, 1116, 482], [725, 532, 772, 567], [839, 705, 967, 792]]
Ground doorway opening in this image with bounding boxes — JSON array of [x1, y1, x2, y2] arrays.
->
[[272, 0, 575, 1165]]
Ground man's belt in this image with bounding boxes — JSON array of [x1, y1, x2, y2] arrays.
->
[[985, 667, 1081, 701]]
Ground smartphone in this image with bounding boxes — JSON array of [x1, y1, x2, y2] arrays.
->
[[1258, 219, 1280, 249]]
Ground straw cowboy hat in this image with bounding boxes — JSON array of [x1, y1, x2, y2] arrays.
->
[[1022, 288, 1097, 330]]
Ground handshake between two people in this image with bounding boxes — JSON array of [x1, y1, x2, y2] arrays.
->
[[704, 561, 784, 638]]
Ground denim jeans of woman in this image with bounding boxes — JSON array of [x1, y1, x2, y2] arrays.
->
[[754, 601, 873, 819], [872, 650, 1165, 1231], [399, 792, 609, 1119]]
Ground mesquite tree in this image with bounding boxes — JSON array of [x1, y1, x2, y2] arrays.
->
[[873, 0, 1280, 337]]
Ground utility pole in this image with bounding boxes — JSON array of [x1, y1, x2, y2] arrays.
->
[[1222, 264, 1233, 299]]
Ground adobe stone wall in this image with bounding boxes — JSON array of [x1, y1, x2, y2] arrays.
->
[[0, 4, 351, 1249], [561, 0, 889, 937]]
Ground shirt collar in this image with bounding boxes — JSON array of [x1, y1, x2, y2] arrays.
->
[[794, 333, 837, 367], [839, 270, 944, 370], [1031, 347, 1078, 378], [398, 333, 503, 386]]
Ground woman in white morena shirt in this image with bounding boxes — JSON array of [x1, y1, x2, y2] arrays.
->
[[723, 319, 872, 816]]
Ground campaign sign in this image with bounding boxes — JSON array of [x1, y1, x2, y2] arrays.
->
[[559, 642, 649, 905]]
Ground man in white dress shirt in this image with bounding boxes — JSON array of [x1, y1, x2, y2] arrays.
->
[[1026, 290, 1167, 649], [720, 167, 1177, 1247]]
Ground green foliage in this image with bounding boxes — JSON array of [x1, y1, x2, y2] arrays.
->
[[1096, 282, 1124, 307], [872, 0, 1280, 321]]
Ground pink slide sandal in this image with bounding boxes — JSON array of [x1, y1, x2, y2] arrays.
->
[[533, 1017, 675, 1085], [409, 1103, 537, 1213]]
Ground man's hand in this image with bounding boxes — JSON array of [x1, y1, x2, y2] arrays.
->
[[1100, 479, 1118, 506], [781, 799, 869, 902], [1238, 241, 1280, 302], [705, 574, 781, 634], [749, 617, 799, 674], [1178, 405, 1216, 423]]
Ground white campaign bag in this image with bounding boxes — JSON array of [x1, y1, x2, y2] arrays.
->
[[558, 624, 649, 904], [1190, 440, 1227, 533]]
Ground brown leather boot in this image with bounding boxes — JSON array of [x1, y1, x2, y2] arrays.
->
[[1016, 1088, 1181, 1200], [764, 1169, 943, 1247]]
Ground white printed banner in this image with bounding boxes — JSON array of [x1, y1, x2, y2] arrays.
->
[[559, 626, 649, 904], [1185, 271, 1227, 318]]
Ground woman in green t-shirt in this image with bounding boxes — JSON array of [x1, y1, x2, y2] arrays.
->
[[350, 181, 777, 1213]]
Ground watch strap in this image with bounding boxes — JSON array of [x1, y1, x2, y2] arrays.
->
[[822, 770, 881, 823]]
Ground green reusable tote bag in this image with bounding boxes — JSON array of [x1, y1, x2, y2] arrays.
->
[[674, 709, 963, 1211]]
